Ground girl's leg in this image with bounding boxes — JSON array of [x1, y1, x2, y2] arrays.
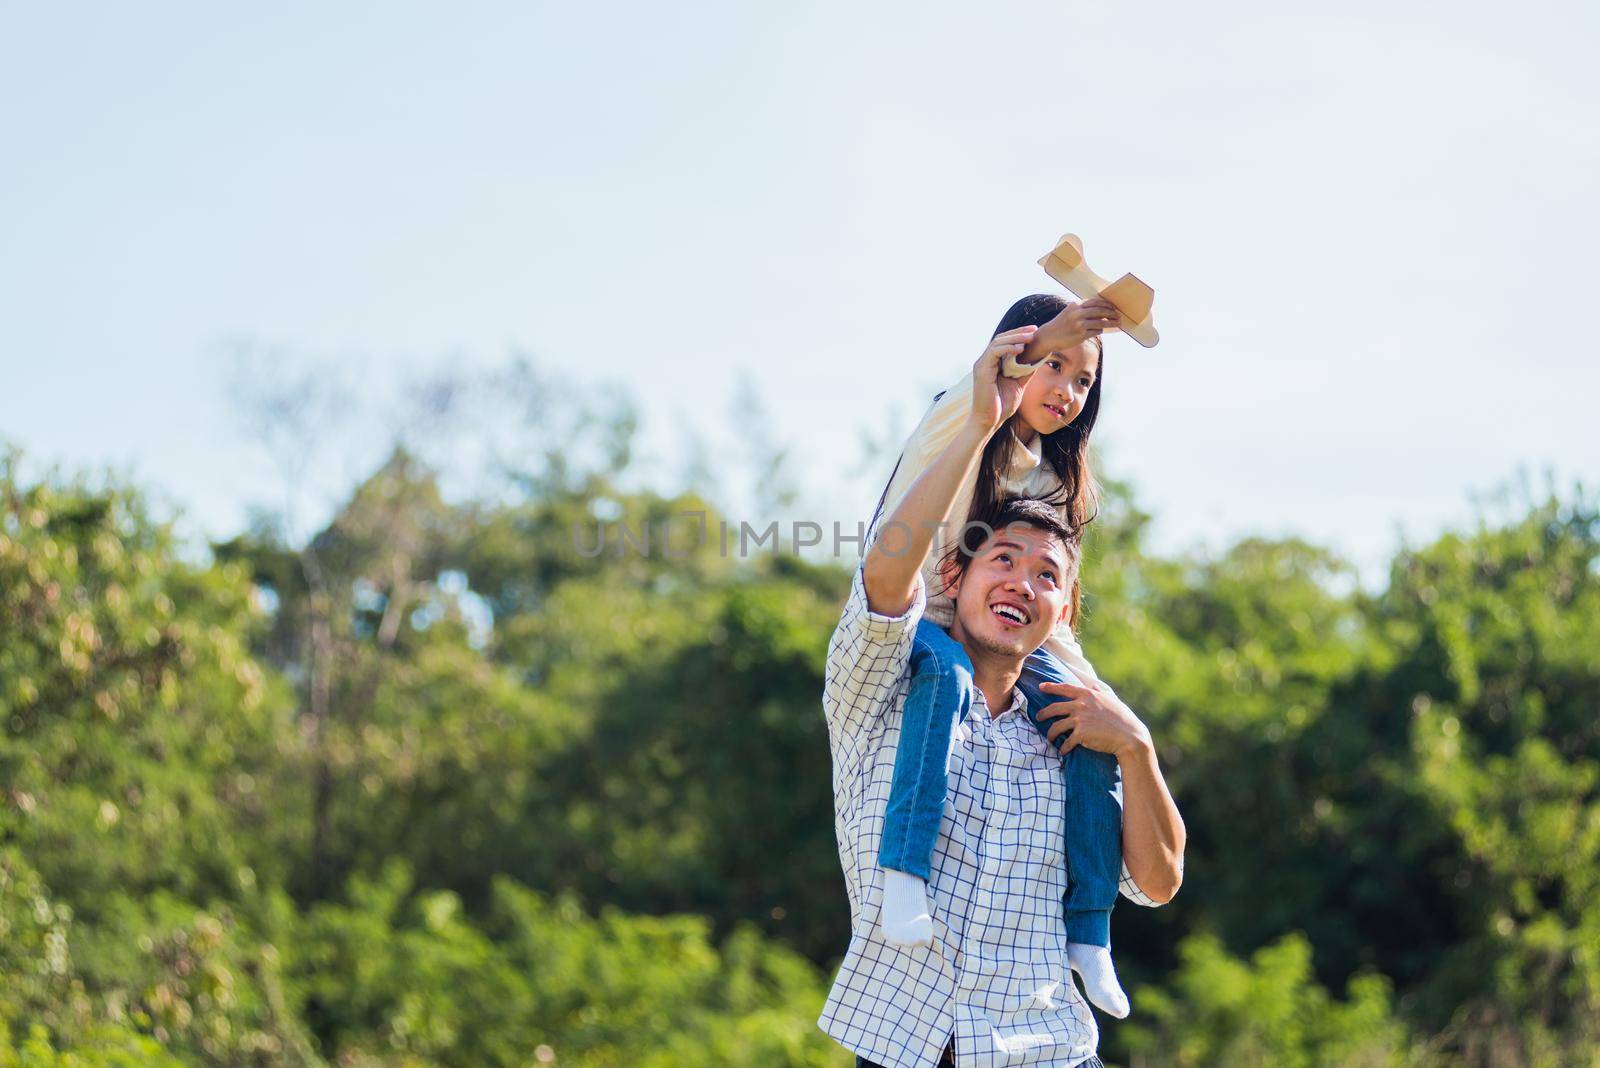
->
[[877, 619, 975, 880], [1014, 647, 1123, 947]]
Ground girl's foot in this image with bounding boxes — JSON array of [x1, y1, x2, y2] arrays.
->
[[1067, 942, 1130, 1017], [880, 869, 933, 947]]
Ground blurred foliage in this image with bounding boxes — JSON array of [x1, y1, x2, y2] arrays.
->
[[3, 408, 1599, 1067], [1124, 931, 1410, 1067]]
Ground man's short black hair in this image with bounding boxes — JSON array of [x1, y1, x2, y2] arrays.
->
[[937, 495, 1081, 582]]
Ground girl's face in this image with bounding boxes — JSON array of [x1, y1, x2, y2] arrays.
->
[[1016, 339, 1100, 438]]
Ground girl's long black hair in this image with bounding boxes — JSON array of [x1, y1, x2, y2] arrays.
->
[[867, 293, 1105, 629]]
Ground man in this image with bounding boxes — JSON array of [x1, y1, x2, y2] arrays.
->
[[818, 342, 1186, 1067]]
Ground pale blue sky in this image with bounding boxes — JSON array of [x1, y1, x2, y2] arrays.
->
[[2, 0, 1596, 582]]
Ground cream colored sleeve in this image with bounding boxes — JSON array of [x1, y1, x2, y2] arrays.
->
[[1041, 485, 1102, 683], [867, 370, 976, 548], [1041, 619, 1100, 685]]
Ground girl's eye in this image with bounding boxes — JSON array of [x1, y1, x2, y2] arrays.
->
[[1047, 359, 1062, 371], [1041, 570, 1056, 584], [1079, 377, 1092, 387], [996, 553, 1012, 565]]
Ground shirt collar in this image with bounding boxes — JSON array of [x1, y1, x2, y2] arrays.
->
[[974, 686, 1030, 721], [1002, 688, 1029, 719], [1009, 425, 1043, 472]]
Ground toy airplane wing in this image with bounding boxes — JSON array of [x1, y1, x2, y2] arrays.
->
[[1038, 233, 1160, 349]]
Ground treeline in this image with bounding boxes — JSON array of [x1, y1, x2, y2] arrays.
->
[[1, 429, 1596, 1065]]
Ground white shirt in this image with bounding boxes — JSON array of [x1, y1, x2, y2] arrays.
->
[[817, 563, 1168, 1068], [868, 370, 1101, 686]]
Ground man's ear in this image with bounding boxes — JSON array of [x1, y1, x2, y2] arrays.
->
[[936, 555, 962, 600]]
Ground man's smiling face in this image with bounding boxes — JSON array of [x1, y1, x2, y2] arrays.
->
[[943, 521, 1074, 661]]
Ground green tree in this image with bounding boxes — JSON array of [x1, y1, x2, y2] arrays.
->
[[1124, 931, 1408, 1068]]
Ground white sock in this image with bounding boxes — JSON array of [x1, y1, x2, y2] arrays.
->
[[1067, 942, 1130, 1018], [880, 869, 934, 947]]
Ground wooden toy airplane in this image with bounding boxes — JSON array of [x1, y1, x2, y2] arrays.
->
[[1003, 233, 1159, 376]]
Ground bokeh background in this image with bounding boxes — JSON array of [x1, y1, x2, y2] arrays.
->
[[2, 1, 1597, 1065]]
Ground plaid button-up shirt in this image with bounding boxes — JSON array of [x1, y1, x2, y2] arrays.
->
[[818, 563, 1169, 1068]]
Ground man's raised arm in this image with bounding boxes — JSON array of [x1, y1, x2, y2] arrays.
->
[[862, 324, 1036, 616]]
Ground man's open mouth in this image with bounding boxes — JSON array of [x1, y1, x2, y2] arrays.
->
[[990, 602, 1029, 628]]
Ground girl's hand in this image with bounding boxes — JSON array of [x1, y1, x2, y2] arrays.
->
[[968, 325, 1037, 434], [1035, 678, 1153, 759], [1021, 298, 1122, 362]]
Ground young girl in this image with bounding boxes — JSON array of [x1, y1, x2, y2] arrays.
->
[[865, 292, 1132, 1017]]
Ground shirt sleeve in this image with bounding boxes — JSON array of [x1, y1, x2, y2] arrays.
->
[[867, 371, 975, 550], [822, 561, 926, 748], [1118, 854, 1184, 907], [1039, 620, 1100, 686]]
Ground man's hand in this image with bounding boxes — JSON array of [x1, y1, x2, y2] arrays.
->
[[1041, 677, 1186, 904], [968, 325, 1036, 434], [1035, 678, 1153, 759]]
